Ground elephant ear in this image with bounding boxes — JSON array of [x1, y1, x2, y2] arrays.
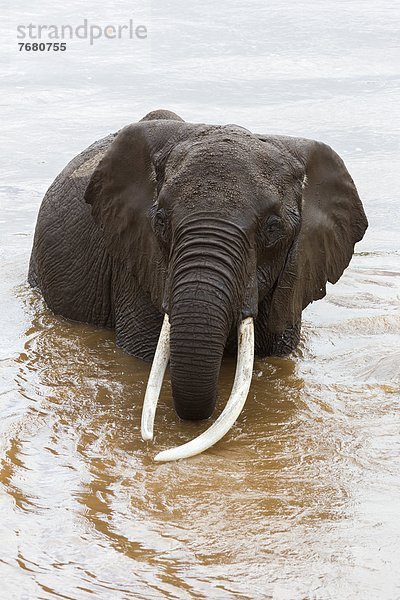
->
[[257, 135, 368, 333], [84, 118, 187, 275]]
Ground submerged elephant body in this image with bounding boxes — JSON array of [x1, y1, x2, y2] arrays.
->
[[29, 110, 367, 459]]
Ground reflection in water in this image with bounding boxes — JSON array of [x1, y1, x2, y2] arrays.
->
[[1, 276, 399, 598]]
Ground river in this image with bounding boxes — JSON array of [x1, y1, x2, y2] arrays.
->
[[1, 1, 399, 598]]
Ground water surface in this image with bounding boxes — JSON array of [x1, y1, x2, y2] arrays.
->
[[1, 1, 400, 598]]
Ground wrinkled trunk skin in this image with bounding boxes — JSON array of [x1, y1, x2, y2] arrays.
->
[[168, 219, 249, 420], [170, 294, 231, 420]]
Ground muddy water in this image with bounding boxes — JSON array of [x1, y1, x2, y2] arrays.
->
[[1, 1, 400, 598]]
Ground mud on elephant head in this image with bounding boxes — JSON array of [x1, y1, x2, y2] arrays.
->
[[29, 109, 368, 460]]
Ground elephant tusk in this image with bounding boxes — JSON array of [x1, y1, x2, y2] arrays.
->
[[141, 314, 170, 441], [154, 317, 254, 462]]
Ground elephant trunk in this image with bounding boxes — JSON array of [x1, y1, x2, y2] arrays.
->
[[169, 294, 231, 420], [167, 217, 249, 420]]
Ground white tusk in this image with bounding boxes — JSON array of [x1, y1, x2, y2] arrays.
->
[[141, 314, 170, 441], [154, 317, 254, 462]]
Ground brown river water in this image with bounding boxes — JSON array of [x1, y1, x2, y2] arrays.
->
[[1, 1, 400, 598]]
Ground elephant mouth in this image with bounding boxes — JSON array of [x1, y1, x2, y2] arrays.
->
[[140, 314, 255, 462]]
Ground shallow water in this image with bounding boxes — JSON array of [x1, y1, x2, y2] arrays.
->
[[1, 1, 400, 598]]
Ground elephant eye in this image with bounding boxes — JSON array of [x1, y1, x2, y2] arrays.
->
[[151, 207, 169, 243], [262, 215, 284, 246], [155, 208, 165, 227]]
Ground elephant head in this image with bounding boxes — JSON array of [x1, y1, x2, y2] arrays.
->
[[84, 112, 367, 460]]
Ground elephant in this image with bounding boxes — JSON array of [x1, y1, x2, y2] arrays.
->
[[28, 109, 368, 461]]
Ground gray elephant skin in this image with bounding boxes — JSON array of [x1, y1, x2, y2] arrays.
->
[[29, 109, 368, 425]]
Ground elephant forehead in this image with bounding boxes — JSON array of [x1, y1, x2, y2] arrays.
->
[[164, 135, 298, 202], [166, 132, 263, 178]]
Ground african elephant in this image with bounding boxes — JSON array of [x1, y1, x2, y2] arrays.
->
[[28, 109, 368, 460]]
